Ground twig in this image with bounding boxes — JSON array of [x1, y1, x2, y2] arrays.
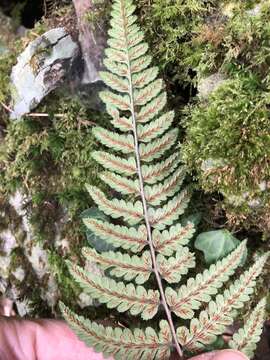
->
[[0, 102, 95, 126], [0, 101, 12, 113], [27, 112, 65, 117]]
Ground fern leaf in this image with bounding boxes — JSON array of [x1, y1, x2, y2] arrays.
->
[[83, 218, 147, 253], [100, 71, 129, 93], [137, 111, 174, 143], [60, 303, 172, 360], [100, 172, 139, 196], [132, 67, 159, 89], [145, 167, 186, 206], [142, 153, 181, 184], [149, 190, 190, 230], [103, 58, 128, 77], [136, 92, 167, 123], [100, 90, 130, 110], [62, 1, 268, 359], [105, 47, 127, 63], [111, 0, 136, 17], [178, 253, 269, 351], [111, 15, 138, 35], [131, 55, 153, 73], [67, 262, 159, 320], [153, 223, 195, 256], [92, 151, 136, 176], [229, 297, 266, 358], [128, 32, 145, 49], [82, 248, 152, 284], [140, 129, 178, 162], [157, 248, 195, 284], [93, 127, 134, 154], [167, 241, 247, 319], [129, 42, 149, 61], [103, 53, 153, 79], [86, 185, 143, 225], [107, 106, 132, 132], [134, 79, 163, 106]]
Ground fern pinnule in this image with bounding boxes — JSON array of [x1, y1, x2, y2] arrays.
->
[[60, 0, 268, 359], [229, 297, 266, 358]]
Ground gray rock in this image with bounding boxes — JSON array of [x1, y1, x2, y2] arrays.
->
[[201, 158, 226, 173], [247, 4, 262, 17], [197, 73, 227, 99], [10, 28, 80, 119], [72, 0, 106, 84]]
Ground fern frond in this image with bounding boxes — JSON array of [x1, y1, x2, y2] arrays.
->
[[140, 128, 178, 162], [61, 1, 268, 358], [142, 153, 181, 184], [167, 241, 247, 319], [82, 248, 152, 284], [103, 58, 128, 77], [92, 151, 136, 176], [149, 190, 190, 230], [93, 127, 134, 154], [100, 71, 129, 93], [133, 67, 159, 89], [134, 79, 163, 106], [83, 218, 147, 253], [145, 167, 186, 206], [157, 248, 195, 284], [107, 106, 132, 132], [100, 90, 130, 110], [177, 252, 269, 351], [137, 111, 174, 142], [153, 223, 195, 256], [130, 55, 153, 73], [229, 297, 266, 358], [67, 261, 159, 320], [86, 185, 143, 224], [136, 92, 167, 123], [100, 172, 139, 196], [128, 42, 149, 61], [60, 303, 172, 360]]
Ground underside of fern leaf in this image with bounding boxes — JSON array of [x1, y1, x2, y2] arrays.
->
[[61, 0, 268, 359]]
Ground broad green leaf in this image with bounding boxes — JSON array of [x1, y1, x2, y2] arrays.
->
[[195, 229, 243, 264]]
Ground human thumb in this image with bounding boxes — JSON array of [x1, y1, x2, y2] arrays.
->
[[190, 349, 249, 360]]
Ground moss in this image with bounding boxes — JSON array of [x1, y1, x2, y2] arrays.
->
[[136, 0, 214, 83], [186, 0, 270, 78], [182, 75, 269, 192], [178, 1, 270, 234], [48, 250, 80, 307], [0, 11, 107, 315], [0, 92, 106, 240]]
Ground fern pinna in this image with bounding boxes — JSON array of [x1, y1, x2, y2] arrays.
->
[[60, 0, 268, 359]]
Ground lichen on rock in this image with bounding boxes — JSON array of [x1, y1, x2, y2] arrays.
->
[[10, 27, 80, 119]]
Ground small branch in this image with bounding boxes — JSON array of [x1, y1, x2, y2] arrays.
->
[[0, 101, 12, 113], [27, 112, 65, 117], [0, 103, 95, 126]]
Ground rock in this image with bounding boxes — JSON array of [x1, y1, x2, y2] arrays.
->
[[8, 190, 59, 308], [247, 4, 262, 17], [12, 267, 25, 282], [72, 0, 106, 84], [201, 158, 226, 173], [78, 292, 93, 308], [197, 72, 227, 99], [10, 28, 80, 119]]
